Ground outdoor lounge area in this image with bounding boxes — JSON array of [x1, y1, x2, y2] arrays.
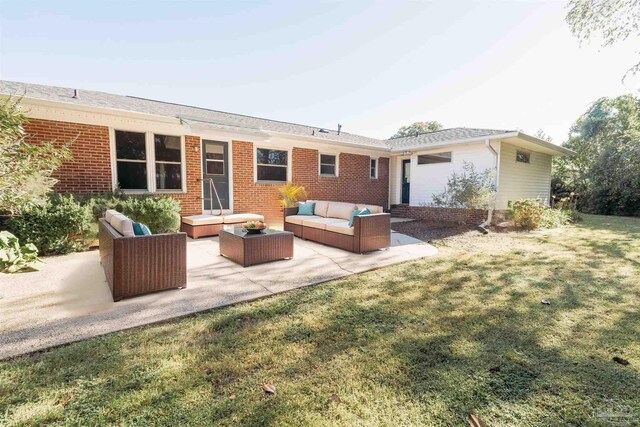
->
[[0, 228, 436, 359]]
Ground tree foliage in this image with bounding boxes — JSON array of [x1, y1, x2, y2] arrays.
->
[[554, 95, 640, 216], [0, 97, 72, 215], [430, 162, 496, 210], [390, 121, 443, 139], [566, 0, 640, 79]]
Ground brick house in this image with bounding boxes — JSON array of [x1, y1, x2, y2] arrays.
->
[[0, 81, 572, 225]]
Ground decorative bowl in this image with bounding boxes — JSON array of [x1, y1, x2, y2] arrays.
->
[[242, 221, 266, 234]]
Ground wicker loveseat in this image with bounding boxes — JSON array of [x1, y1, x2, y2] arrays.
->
[[98, 210, 187, 301], [284, 200, 390, 253]]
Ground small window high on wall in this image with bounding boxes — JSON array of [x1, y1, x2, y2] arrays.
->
[[417, 152, 452, 165], [256, 148, 288, 182], [516, 150, 530, 164], [115, 130, 147, 190], [319, 154, 337, 176]]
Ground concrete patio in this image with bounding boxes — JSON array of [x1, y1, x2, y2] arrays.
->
[[0, 230, 436, 360]]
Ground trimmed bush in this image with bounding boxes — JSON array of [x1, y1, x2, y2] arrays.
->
[[79, 193, 181, 234], [7, 195, 92, 255], [510, 198, 574, 230]]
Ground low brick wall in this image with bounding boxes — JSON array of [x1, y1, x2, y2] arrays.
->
[[390, 205, 488, 225]]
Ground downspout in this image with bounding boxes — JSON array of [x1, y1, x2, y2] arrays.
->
[[480, 139, 498, 230]]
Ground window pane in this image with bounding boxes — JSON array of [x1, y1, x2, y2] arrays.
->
[[117, 161, 147, 189], [155, 134, 181, 162], [370, 159, 377, 177], [206, 160, 224, 175], [320, 164, 336, 175], [115, 130, 146, 160], [257, 148, 287, 165], [156, 163, 182, 190], [257, 165, 287, 181], [320, 154, 336, 165], [206, 144, 224, 160], [516, 151, 530, 163], [417, 152, 452, 164]]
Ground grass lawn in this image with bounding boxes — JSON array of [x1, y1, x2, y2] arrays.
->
[[1, 215, 639, 426]]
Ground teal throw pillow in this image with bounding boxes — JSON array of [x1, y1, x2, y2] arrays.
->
[[298, 202, 316, 216], [133, 222, 152, 236], [348, 207, 371, 227]]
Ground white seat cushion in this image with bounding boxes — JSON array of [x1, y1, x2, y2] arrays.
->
[[356, 204, 384, 214], [286, 214, 320, 225], [302, 217, 338, 230], [104, 209, 120, 222], [327, 202, 357, 220], [313, 201, 330, 217], [223, 213, 264, 224], [109, 213, 135, 237], [325, 220, 355, 236], [182, 215, 224, 226]]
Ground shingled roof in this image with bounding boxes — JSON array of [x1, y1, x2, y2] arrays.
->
[[386, 127, 516, 150], [0, 80, 387, 149]]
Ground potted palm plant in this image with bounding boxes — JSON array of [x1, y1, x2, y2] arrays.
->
[[278, 182, 307, 208]]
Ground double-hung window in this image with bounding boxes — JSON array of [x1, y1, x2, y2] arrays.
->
[[256, 148, 288, 182], [113, 130, 184, 192], [319, 154, 337, 176], [154, 134, 183, 190], [115, 130, 148, 190]]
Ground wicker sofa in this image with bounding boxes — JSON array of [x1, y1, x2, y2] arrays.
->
[[98, 210, 187, 301], [284, 200, 390, 253]]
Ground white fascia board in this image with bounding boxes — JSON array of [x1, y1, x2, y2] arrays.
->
[[265, 130, 390, 155], [515, 132, 575, 156]]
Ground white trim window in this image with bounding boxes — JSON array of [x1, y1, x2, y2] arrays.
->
[[154, 134, 183, 191], [256, 147, 288, 182], [516, 150, 531, 164], [112, 129, 186, 193], [114, 130, 148, 191], [417, 152, 452, 165], [319, 153, 338, 176], [370, 157, 378, 179]]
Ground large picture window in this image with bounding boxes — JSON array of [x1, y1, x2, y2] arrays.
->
[[417, 152, 452, 165], [154, 134, 182, 190], [256, 148, 288, 182], [115, 130, 147, 190], [319, 154, 337, 176]]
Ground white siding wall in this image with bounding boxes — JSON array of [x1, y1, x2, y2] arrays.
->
[[408, 143, 496, 206], [496, 142, 552, 209]]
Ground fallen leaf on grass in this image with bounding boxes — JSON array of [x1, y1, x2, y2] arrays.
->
[[263, 384, 276, 394], [228, 394, 236, 400], [541, 299, 551, 305], [613, 356, 630, 366], [468, 413, 487, 427], [328, 394, 342, 404]]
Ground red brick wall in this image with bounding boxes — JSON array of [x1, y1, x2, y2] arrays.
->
[[390, 205, 488, 225], [165, 135, 202, 216], [232, 142, 390, 225], [232, 140, 284, 224], [292, 148, 389, 208], [23, 118, 202, 215], [23, 118, 112, 193]]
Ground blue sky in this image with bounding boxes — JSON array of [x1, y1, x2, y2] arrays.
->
[[1, 0, 638, 143]]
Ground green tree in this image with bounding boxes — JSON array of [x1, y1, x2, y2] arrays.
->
[[566, 0, 640, 79], [556, 95, 640, 215], [390, 121, 443, 139], [0, 97, 72, 215], [430, 162, 496, 210]]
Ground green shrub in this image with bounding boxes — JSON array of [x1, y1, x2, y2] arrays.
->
[[510, 198, 574, 230], [0, 231, 41, 272], [77, 193, 181, 234], [116, 197, 181, 234], [7, 195, 92, 255], [430, 162, 496, 209]]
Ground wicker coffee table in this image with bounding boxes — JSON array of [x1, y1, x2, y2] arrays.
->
[[219, 227, 294, 267]]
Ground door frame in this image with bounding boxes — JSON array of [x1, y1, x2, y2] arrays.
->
[[401, 158, 411, 204], [200, 139, 233, 214]]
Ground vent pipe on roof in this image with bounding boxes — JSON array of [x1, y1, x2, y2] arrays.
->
[[72, 89, 79, 99], [337, 124, 342, 135]]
